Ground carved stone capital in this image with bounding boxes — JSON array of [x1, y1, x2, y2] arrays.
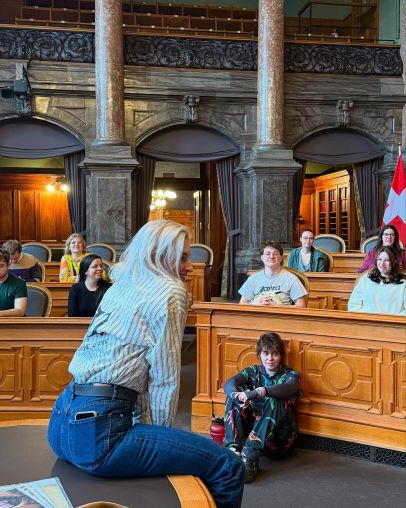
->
[[336, 99, 354, 127], [184, 95, 200, 123]]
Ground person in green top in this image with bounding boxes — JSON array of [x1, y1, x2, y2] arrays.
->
[[288, 229, 328, 272], [0, 248, 27, 317]]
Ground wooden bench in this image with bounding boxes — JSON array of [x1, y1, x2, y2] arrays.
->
[[191, 303, 406, 451]]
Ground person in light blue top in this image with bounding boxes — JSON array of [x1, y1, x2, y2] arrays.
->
[[48, 219, 245, 508], [239, 241, 307, 307], [287, 229, 328, 272]]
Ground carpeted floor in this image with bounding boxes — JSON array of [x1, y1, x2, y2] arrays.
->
[[175, 333, 406, 508]]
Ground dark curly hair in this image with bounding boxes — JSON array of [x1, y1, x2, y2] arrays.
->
[[256, 332, 285, 361]]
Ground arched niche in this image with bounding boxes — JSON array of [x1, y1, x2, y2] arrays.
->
[[0, 117, 84, 158], [137, 123, 240, 162], [292, 127, 386, 164]]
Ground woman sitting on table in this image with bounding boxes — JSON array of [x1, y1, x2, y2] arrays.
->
[[59, 233, 88, 283], [358, 225, 406, 273], [348, 246, 406, 315], [287, 229, 328, 272], [239, 241, 307, 307], [48, 220, 245, 508], [68, 254, 111, 317]]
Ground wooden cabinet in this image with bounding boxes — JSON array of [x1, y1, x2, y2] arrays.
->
[[0, 173, 72, 244], [299, 170, 360, 250]]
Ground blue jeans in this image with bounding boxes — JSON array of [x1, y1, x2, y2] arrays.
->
[[48, 384, 244, 508]]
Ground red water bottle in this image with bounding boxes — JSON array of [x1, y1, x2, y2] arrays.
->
[[210, 415, 225, 445]]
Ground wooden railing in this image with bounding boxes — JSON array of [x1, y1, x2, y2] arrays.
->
[[191, 303, 406, 451]]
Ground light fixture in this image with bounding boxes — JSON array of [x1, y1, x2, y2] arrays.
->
[[150, 189, 177, 211], [46, 176, 69, 192]]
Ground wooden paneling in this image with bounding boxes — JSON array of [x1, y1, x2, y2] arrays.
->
[[0, 189, 14, 239], [191, 303, 406, 451], [148, 209, 195, 243], [0, 318, 89, 420], [0, 174, 72, 243]]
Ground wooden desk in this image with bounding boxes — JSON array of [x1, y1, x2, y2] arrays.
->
[[306, 272, 356, 310], [0, 318, 90, 420], [191, 303, 406, 451]]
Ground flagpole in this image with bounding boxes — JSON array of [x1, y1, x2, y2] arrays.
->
[[399, 143, 402, 156]]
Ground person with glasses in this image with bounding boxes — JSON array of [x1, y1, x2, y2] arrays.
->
[[358, 225, 406, 273], [287, 229, 328, 272], [239, 241, 307, 307], [349, 246, 406, 315]]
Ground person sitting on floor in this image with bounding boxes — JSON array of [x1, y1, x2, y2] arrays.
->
[[239, 241, 307, 307], [59, 233, 88, 283], [48, 220, 245, 508], [224, 332, 301, 483], [0, 248, 27, 317], [3, 239, 42, 281], [287, 229, 328, 272], [358, 224, 406, 273], [68, 254, 111, 317], [348, 246, 406, 315]]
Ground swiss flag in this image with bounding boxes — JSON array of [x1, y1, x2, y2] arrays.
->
[[382, 152, 406, 245]]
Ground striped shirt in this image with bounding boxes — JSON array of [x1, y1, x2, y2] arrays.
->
[[69, 273, 188, 427]]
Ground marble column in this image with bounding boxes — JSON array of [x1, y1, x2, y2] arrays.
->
[[235, 0, 301, 280], [82, 0, 139, 248]]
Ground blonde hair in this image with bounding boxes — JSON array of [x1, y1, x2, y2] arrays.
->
[[64, 233, 87, 255], [111, 220, 189, 284]]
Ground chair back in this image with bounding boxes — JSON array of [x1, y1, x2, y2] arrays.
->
[[26, 283, 52, 317], [50, 247, 65, 261], [21, 242, 52, 262], [316, 247, 334, 272], [36, 259, 46, 282], [283, 267, 309, 304], [360, 235, 379, 254], [190, 243, 214, 266], [314, 234, 346, 253], [88, 243, 117, 262]]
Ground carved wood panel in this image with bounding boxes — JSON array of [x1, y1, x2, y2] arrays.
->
[[301, 344, 381, 413]]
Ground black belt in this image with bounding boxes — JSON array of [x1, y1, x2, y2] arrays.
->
[[73, 383, 138, 403]]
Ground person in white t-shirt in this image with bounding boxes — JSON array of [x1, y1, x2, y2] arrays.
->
[[348, 246, 406, 315], [239, 241, 307, 307]]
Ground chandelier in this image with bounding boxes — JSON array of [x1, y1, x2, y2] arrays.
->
[[150, 189, 177, 211]]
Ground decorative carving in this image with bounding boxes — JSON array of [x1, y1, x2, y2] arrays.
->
[[184, 95, 200, 123], [336, 99, 354, 127], [15, 94, 32, 117], [0, 29, 401, 76], [0, 28, 94, 63], [285, 43, 401, 76]]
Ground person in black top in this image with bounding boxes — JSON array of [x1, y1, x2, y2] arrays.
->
[[68, 254, 111, 317]]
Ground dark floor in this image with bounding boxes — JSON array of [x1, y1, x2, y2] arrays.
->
[[176, 334, 406, 508]]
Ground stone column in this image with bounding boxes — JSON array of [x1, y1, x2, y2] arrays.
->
[[82, 0, 139, 249], [257, 0, 284, 147], [235, 0, 301, 279]]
